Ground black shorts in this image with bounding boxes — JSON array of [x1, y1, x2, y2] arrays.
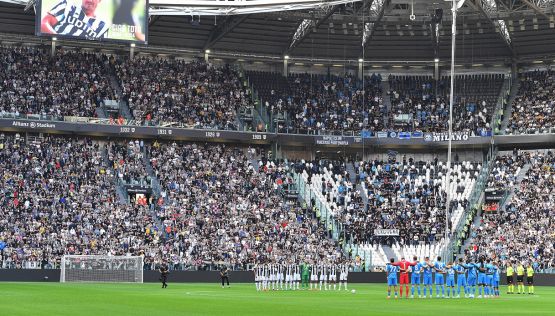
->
[[517, 275, 524, 283], [527, 277, 533, 285], [507, 276, 514, 284]]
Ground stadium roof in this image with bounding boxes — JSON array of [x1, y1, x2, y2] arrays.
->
[[1, 0, 555, 64]]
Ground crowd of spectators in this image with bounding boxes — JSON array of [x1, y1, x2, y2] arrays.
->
[[506, 70, 555, 134], [0, 135, 347, 270], [294, 157, 477, 248], [107, 140, 150, 186], [1, 46, 513, 136], [470, 150, 555, 270], [387, 74, 503, 135], [486, 150, 529, 189], [0, 47, 116, 119], [0, 134, 155, 269], [147, 142, 345, 269], [114, 57, 252, 129], [248, 72, 385, 134]]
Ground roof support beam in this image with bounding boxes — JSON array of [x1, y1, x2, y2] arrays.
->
[[360, 0, 388, 55], [520, 0, 553, 19], [467, 0, 516, 57], [284, 4, 340, 55], [204, 15, 250, 50]]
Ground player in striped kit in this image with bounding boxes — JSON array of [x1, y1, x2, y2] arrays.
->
[[319, 264, 327, 290], [261, 264, 268, 291], [310, 262, 318, 290], [41, 0, 110, 39], [329, 264, 338, 290], [339, 263, 349, 290], [271, 264, 278, 290], [285, 264, 293, 290], [277, 264, 284, 290], [254, 264, 262, 291]]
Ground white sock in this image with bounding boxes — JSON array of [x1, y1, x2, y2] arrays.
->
[[345, 282, 348, 290]]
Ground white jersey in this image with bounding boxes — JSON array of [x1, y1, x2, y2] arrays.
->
[[47, 0, 110, 39], [340, 264, 349, 281], [277, 265, 284, 280], [255, 265, 262, 281], [329, 265, 337, 281], [269, 265, 276, 281], [319, 265, 327, 279]]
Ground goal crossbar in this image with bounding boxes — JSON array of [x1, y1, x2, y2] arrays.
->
[[60, 255, 144, 283]]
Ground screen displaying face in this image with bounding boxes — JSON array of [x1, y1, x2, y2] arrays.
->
[[36, 0, 148, 43]]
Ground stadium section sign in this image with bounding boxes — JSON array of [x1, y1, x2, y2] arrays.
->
[[0, 118, 495, 148], [373, 229, 399, 236], [1, 119, 272, 143], [424, 132, 470, 142], [36, 0, 148, 43], [314, 135, 362, 146]]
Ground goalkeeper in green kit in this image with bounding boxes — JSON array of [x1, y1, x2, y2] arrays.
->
[[301, 260, 311, 290]]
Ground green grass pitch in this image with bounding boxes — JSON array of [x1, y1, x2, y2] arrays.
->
[[2, 282, 554, 316]]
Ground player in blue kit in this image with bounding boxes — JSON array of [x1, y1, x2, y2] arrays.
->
[[485, 259, 495, 298], [445, 262, 456, 298], [493, 261, 501, 297], [433, 256, 446, 298], [465, 259, 478, 298], [386, 258, 399, 299], [410, 256, 423, 298], [454, 258, 468, 298], [422, 257, 434, 298], [477, 257, 488, 298]]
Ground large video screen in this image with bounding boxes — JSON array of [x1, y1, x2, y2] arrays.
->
[[36, 0, 148, 44]]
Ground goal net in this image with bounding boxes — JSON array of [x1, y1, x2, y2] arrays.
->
[[60, 255, 143, 283]]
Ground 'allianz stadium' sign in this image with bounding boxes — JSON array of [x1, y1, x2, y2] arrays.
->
[[424, 132, 470, 142]]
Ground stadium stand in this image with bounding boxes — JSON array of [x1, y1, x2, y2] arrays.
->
[[469, 150, 555, 270], [0, 47, 116, 119], [506, 70, 555, 135], [247, 71, 385, 134], [388, 74, 504, 135], [292, 157, 479, 268], [0, 134, 155, 269], [114, 57, 252, 130], [145, 142, 346, 269]]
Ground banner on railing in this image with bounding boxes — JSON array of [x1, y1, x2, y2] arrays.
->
[[423, 132, 470, 142], [374, 229, 399, 236], [314, 135, 355, 145]]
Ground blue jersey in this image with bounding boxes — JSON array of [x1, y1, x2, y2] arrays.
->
[[454, 264, 466, 277], [493, 266, 500, 281], [486, 263, 495, 275], [422, 262, 434, 276], [477, 263, 487, 275], [446, 266, 456, 279], [465, 263, 478, 278], [434, 261, 446, 273], [412, 262, 422, 274], [386, 264, 398, 278]]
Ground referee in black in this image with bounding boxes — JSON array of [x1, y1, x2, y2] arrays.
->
[[159, 261, 169, 289], [220, 265, 230, 288]]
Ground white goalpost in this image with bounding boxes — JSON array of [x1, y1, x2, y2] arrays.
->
[[60, 255, 144, 283]]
